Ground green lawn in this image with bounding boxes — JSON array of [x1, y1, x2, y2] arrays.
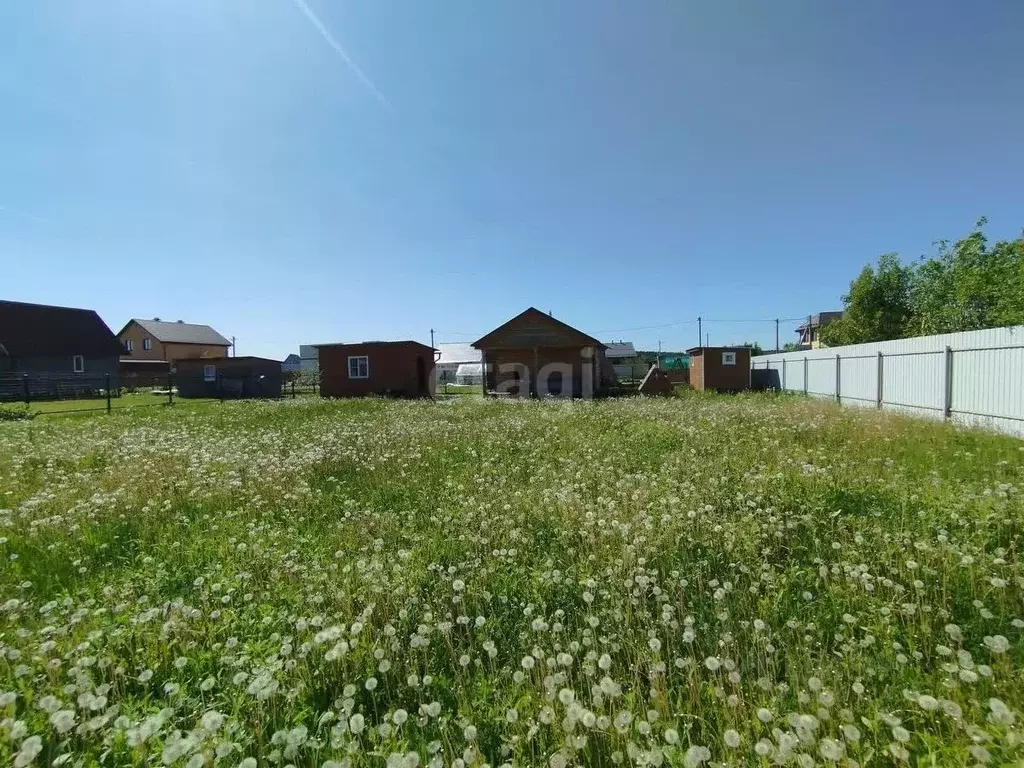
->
[[0, 393, 1021, 765]]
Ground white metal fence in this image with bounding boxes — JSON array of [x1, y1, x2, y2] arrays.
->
[[751, 326, 1024, 437]]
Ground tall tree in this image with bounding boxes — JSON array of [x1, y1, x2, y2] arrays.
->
[[820, 253, 914, 345]]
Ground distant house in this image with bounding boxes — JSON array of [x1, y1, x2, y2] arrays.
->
[[795, 312, 844, 349], [604, 341, 645, 380], [282, 354, 302, 374], [117, 318, 231, 367], [435, 343, 480, 385], [472, 307, 614, 398], [316, 341, 435, 398], [175, 357, 282, 399], [0, 300, 122, 397]]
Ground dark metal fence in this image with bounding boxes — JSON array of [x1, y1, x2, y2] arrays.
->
[[0, 370, 320, 417]]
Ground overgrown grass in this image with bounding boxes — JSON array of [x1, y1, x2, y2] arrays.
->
[[0, 393, 1021, 766]]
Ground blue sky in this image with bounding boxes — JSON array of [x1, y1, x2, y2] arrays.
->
[[2, 1, 1022, 357]]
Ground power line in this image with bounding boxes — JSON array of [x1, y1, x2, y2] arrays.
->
[[434, 315, 810, 340]]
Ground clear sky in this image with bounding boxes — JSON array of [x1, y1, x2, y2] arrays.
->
[[2, 1, 1022, 357]]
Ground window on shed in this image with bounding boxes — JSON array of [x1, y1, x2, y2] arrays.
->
[[348, 355, 369, 379], [143, 338, 152, 351], [72, 355, 85, 373], [204, 365, 216, 381], [722, 351, 737, 366]]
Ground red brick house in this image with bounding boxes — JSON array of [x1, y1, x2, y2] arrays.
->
[[317, 341, 435, 398], [472, 308, 613, 398]]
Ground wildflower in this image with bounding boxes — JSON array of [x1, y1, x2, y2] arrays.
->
[[683, 746, 710, 767], [983, 635, 1010, 654], [49, 710, 76, 734], [393, 709, 408, 726], [724, 729, 740, 748], [756, 707, 773, 723], [704, 656, 720, 671], [349, 713, 365, 734], [818, 739, 844, 761], [599, 654, 612, 670], [14, 736, 43, 768]]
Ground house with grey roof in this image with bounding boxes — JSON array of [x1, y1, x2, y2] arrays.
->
[[117, 318, 232, 367]]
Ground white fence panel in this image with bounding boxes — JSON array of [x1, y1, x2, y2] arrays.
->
[[785, 358, 807, 393], [882, 352, 944, 415], [805, 357, 834, 397], [752, 325, 1024, 438], [950, 346, 1024, 433], [838, 356, 876, 406]]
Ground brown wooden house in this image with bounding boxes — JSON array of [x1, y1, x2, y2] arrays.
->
[[472, 308, 613, 398], [117, 319, 231, 366], [317, 341, 435, 398], [687, 346, 751, 392]]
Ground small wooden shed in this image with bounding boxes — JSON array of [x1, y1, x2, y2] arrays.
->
[[686, 346, 751, 392], [316, 341, 435, 398], [472, 308, 613, 398], [175, 356, 282, 399]]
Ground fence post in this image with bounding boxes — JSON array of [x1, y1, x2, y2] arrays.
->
[[876, 351, 883, 409], [782, 359, 786, 390], [292, 380, 296, 399], [803, 357, 808, 395], [22, 374, 29, 407], [106, 374, 112, 413], [835, 354, 841, 402], [167, 372, 174, 406], [943, 345, 953, 419]]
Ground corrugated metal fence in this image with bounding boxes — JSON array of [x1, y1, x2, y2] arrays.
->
[[751, 326, 1024, 437]]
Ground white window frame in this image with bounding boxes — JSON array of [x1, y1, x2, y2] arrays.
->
[[143, 338, 152, 351], [204, 364, 217, 382], [72, 355, 85, 373], [722, 351, 737, 366], [125, 339, 134, 353], [347, 355, 369, 379]]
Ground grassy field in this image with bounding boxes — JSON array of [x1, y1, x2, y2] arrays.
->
[[0, 394, 1021, 766]]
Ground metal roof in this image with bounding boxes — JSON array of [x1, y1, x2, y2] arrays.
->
[[435, 343, 481, 365], [603, 342, 636, 359], [128, 319, 231, 346], [0, 299, 123, 357]]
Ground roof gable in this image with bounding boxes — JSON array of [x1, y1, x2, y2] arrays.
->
[[0, 300, 122, 358], [123, 319, 231, 346], [472, 308, 603, 349]]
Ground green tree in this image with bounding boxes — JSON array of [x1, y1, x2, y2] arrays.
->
[[911, 219, 1024, 335], [820, 253, 914, 345]]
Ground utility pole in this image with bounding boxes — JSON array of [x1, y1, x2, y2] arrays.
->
[[775, 319, 779, 352], [697, 317, 702, 347], [706, 333, 709, 346], [231, 336, 236, 357], [430, 328, 435, 350], [657, 340, 662, 367]]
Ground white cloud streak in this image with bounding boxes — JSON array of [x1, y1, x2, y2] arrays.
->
[[288, 0, 393, 111]]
